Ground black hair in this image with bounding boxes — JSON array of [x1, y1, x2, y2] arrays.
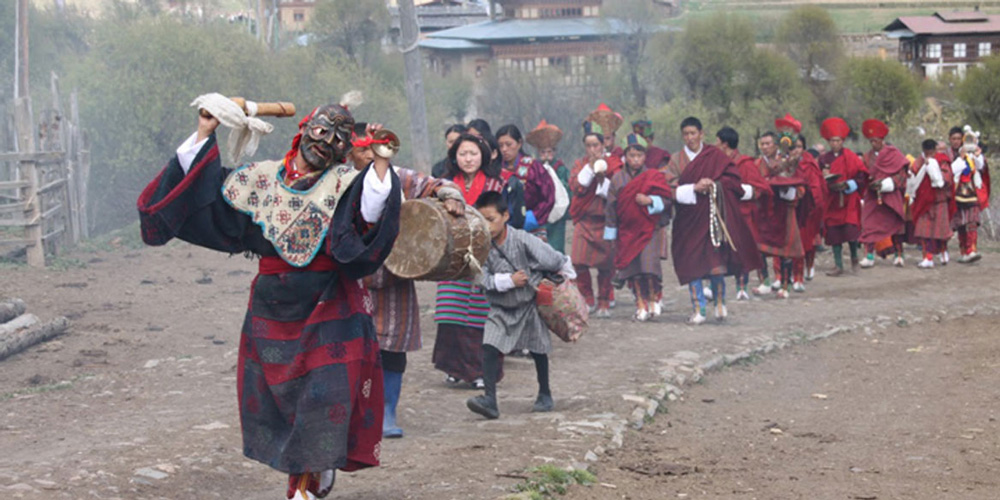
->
[[922, 138, 938, 152], [495, 124, 527, 155], [353, 122, 368, 137], [624, 142, 647, 154], [445, 124, 467, 137], [474, 190, 508, 214], [807, 148, 820, 157], [582, 131, 605, 144], [949, 126, 964, 138], [680, 116, 702, 132], [716, 126, 739, 149], [467, 119, 493, 138], [446, 133, 501, 180], [796, 134, 808, 148], [761, 131, 778, 141]]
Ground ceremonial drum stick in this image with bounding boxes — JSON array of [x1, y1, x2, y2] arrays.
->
[[229, 97, 296, 117]]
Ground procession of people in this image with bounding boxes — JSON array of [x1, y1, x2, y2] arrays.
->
[[138, 94, 990, 499]]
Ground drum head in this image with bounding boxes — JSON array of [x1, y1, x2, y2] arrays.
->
[[385, 199, 449, 279]]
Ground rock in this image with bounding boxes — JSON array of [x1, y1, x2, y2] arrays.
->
[[6, 483, 36, 492], [33, 479, 58, 490], [155, 463, 178, 474], [673, 350, 701, 362], [584, 451, 599, 462], [193, 421, 230, 431], [134, 468, 168, 480], [621, 394, 647, 404], [143, 359, 160, 369]]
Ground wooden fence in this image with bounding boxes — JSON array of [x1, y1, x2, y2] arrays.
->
[[0, 72, 90, 267]]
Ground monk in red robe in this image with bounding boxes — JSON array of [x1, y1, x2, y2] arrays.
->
[[715, 126, 767, 301], [859, 119, 909, 268], [570, 121, 621, 318], [818, 117, 867, 276], [664, 117, 759, 324], [910, 139, 955, 268]]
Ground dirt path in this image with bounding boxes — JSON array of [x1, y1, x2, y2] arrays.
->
[[576, 313, 1000, 500], [0, 240, 998, 499]]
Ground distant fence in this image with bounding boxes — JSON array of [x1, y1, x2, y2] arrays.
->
[[0, 72, 90, 266]]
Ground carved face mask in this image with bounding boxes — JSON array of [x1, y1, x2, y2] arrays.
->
[[299, 104, 355, 170]]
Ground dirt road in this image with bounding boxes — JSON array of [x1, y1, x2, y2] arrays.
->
[[0, 239, 997, 499]]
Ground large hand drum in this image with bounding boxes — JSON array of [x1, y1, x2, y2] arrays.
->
[[385, 199, 491, 282]]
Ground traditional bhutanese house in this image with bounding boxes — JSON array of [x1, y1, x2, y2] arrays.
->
[[419, 0, 674, 86], [884, 10, 1000, 78], [388, 0, 490, 42], [277, 0, 314, 33]]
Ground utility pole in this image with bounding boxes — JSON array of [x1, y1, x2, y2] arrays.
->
[[397, 0, 432, 173], [16, 0, 30, 101]]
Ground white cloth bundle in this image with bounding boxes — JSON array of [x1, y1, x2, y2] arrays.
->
[[190, 93, 274, 165]]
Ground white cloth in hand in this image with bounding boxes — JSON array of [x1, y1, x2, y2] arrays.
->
[[361, 167, 393, 223], [494, 273, 516, 292]]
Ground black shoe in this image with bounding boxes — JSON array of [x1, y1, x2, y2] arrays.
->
[[466, 395, 499, 419], [532, 393, 554, 412]]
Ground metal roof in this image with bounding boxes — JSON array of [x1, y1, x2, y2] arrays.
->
[[884, 12, 1000, 36], [417, 38, 490, 50], [426, 17, 640, 42]]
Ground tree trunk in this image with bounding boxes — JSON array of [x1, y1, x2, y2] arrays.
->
[[0, 317, 69, 361], [0, 299, 27, 324], [397, 0, 433, 174]]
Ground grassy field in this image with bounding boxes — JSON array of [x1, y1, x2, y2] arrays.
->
[[672, 3, 1000, 34]]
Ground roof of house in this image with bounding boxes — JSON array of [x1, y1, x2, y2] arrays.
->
[[418, 38, 490, 50], [884, 11, 1000, 37], [424, 17, 638, 43]]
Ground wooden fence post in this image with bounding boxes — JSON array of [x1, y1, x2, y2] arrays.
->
[[14, 97, 44, 267]]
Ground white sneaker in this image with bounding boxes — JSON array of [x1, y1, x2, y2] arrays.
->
[[291, 489, 317, 500], [472, 378, 485, 390], [651, 300, 663, 317], [609, 300, 617, 309], [634, 309, 649, 322], [736, 290, 750, 301], [893, 256, 904, 267], [771, 280, 781, 291], [753, 282, 771, 296], [859, 257, 875, 268], [703, 285, 714, 301], [940, 251, 950, 265], [588, 304, 597, 314], [714, 304, 728, 322], [596, 308, 611, 318], [917, 258, 934, 269], [966, 252, 982, 263], [806, 266, 815, 281], [776, 289, 790, 299], [687, 312, 706, 325], [792, 281, 805, 293]]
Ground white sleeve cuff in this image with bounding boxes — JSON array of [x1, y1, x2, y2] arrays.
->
[[779, 187, 796, 201], [495, 273, 516, 292], [880, 177, 895, 193], [647, 195, 665, 214], [928, 162, 945, 188], [974, 171, 984, 189], [740, 184, 753, 201], [577, 165, 595, 188], [176, 132, 209, 174], [974, 154, 985, 170], [560, 256, 576, 280], [361, 166, 393, 223], [675, 184, 697, 205], [595, 178, 611, 198]]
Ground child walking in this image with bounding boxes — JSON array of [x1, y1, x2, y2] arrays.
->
[[467, 191, 574, 420]]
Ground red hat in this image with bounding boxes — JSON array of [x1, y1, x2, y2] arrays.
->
[[862, 119, 889, 139], [525, 119, 563, 150], [587, 103, 623, 134], [820, 117, 850, 141], [774, 113, 802, 134]]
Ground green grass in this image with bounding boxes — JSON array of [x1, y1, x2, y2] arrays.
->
[[0, 374, 94, 402], [669, 5, 1000, 34], [510, 465, 597, 499]]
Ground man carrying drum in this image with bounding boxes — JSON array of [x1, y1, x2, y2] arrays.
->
[[137, 93, 400, 500]]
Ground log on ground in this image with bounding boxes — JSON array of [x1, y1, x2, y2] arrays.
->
[[0, 298, 27, 323], [0, 317, 70, 361], [0, 313, 39, 336]]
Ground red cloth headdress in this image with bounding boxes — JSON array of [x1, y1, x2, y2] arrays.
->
[[775, 113, 802, 134], [862, 119, 889, 139], [820, 117, 850, 141]]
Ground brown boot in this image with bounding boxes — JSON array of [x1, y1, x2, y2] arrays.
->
[[825, 267, 844, 277]]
